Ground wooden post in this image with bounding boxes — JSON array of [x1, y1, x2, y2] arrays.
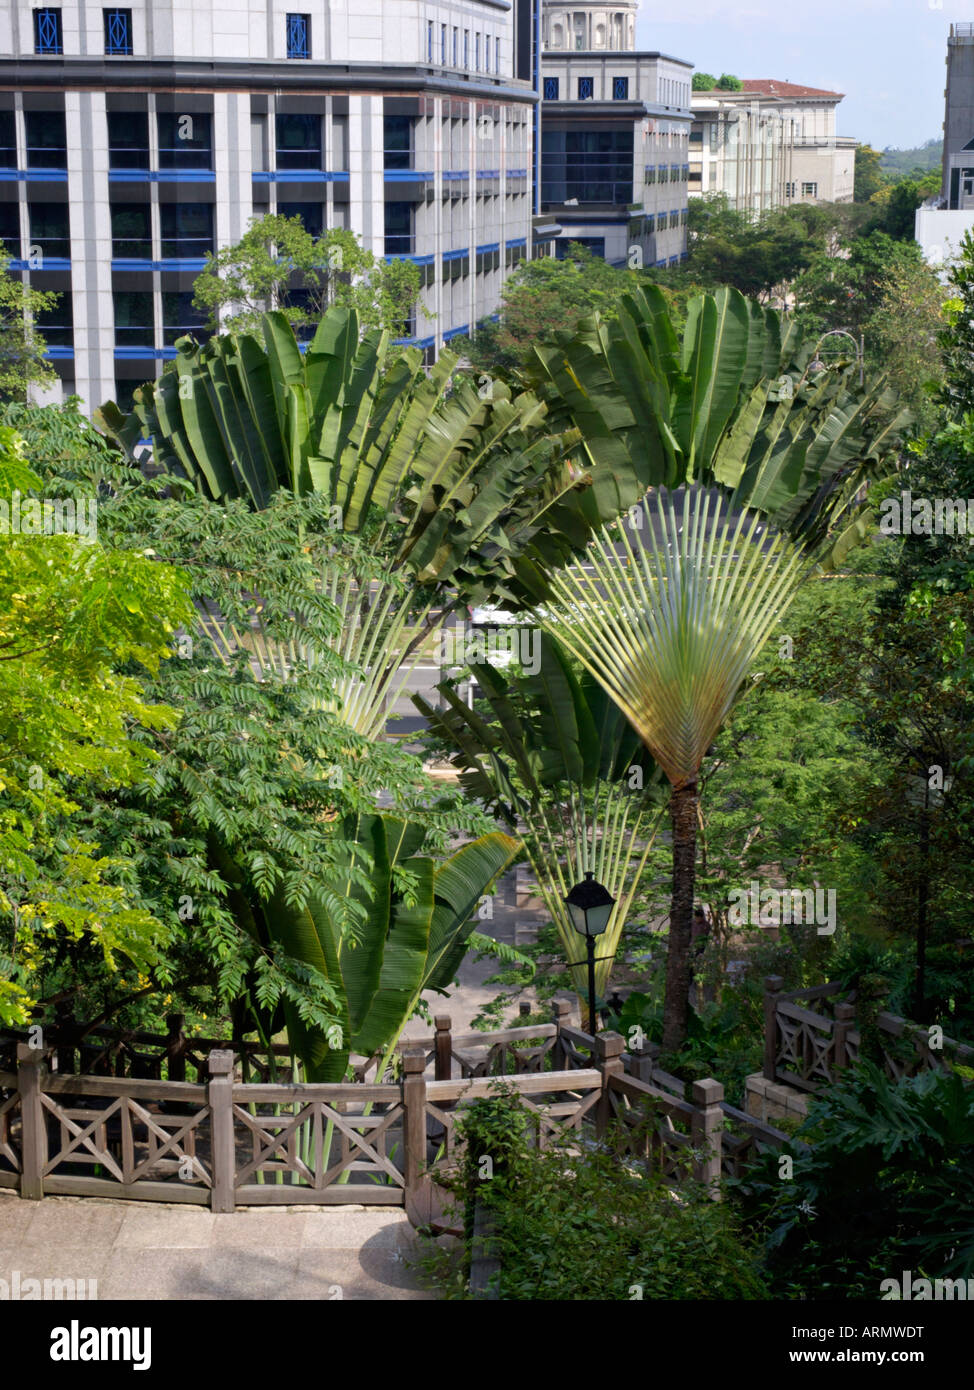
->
[[833, 1001, 855, 1076], [691, 1078, 724, 1200], [595, 1031, 626, 1137], [402, 1050, 429, 1225], [433, 1016, 452, 1082], [629, 1037, 655, 1084], [17, 1042, 48, 1200], [551, 998, 572, 1069], [518, 1002, 531, 1018], [763, 975, 784, 1081], [165, 1013, 186, 1082], [207, 1049, 236, 1213]]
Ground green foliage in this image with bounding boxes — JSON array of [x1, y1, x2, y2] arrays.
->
[[692, 73, 717, 91], [0, 424, 196, 1024], [937, 231, 974, 423], [191, 214, 420, 339], [715, 74, 743, 91], [413, 631, 664, 1002], [738, 1064, 974, 1296], [683, 196, 822, 300], [452, 245, 638, 378], [855, 144, 887, 203], [878, 139, 942, 181], [469, 1132, 769, 1299], [0, 250, 61, 403]]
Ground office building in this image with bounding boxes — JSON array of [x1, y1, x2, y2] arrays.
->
[[0, 1, 549, 410], [540, 0, 691, 267]]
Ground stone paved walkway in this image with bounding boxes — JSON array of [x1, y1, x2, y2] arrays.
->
[[0, 1192, 440, 1300]]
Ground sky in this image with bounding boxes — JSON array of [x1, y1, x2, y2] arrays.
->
[[635, 0, 974, 150]]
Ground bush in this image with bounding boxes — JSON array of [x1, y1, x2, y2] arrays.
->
[[734, 1062, 974, 1297]]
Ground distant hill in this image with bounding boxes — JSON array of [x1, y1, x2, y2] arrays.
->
[[879, 139, 942, 178]]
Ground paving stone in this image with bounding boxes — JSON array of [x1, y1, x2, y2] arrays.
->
[[113, 1204, 215, 1249], [210, 1208, 308, 1247], [301, 1207, 415, 1250], [21, 1198, 126, 1247], [96, 1250, 208, 1301]]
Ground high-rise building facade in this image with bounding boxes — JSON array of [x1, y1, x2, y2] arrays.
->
[[539, 0, 691, 267], [0, 1, 548, 410], [916, 23, 974, 266]]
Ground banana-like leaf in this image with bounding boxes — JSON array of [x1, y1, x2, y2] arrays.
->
[[265, 817, 520, 1078]]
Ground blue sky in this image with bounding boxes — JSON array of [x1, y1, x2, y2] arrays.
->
[[636, 0, 970, 150]]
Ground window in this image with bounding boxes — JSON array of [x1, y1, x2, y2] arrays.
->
[[108, 111, 149, 168], [24, 111, 66, 169], [157, 112, 212, 170], [28, 202, 70, 259], [34, 295, 72, 346], [496, 38, 500, 73], [543, 77, 559, 100], [475, 33, 480, 70], [275, 113, 322, 169], [801, 181, 818, 197], [441, 24, 446, 63], [104, 9, 133, 56], [463, 30, 469, 68], [577, 77, 594, 101], [384, 200, 412, 256], [159, 203, 214, 259], [427, 21, 433, 63], [0, 202, 20, 256], [286, 13, 310, 59], [0, 112, 16, 169], [784, 181, 795, 198], [113, 288, 153, 345], [612, 77, 629, 100], [384, 114, 411, 170], [452, 28, 458, 65], [34, 8, 63, 55], [110, 203, 151, 257], [278, 201, 324, 237], [161, 289, 207, 346]]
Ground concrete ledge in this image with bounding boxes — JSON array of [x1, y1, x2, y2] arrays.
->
[[744, 1073, 809, 1124]]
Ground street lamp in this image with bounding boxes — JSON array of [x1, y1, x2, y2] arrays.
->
[[801, 329, 865, 388], [564, 871, 616, 1036]]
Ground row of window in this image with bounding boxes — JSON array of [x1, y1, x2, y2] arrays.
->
[[32, 8, 320, 61], [645, 164, 690, 184], [785, 181, 819, 198], [33, 6, 133, 55], [426, 21, 501, 75], [543, 76, 630, 101]]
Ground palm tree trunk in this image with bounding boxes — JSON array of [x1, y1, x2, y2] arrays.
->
[[661, 780, 698, 1055]]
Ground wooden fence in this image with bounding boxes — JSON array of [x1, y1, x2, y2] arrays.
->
[[763, 976, 974, 1091], [0, 1005, 790, 1217]]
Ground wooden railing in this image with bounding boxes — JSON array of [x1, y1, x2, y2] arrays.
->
[[0, 1015, 779, 1215], [763, 976, 974, 1090]]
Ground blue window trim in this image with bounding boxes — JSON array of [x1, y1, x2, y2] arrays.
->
[[105, 8, 133, 57], [578, 77, 594, 101], [286, 13, 310, 60], [543, 77, 559, 100], [34, 8, 63, 55], [612, 77, 629, 101]]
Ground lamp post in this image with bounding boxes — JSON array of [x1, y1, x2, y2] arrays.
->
[[801, 328, 865, 387], [564, 871, 616, 1035]]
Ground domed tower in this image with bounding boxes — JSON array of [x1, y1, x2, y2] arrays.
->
[[542, 0, 639, 53]]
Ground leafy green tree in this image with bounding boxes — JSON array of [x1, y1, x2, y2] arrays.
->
[[453, 244, 637, 377], [0, 424, 196, 1024], [692, 73, 717, 91], [937, 230, 974, 422], [715, 74, 743, 91], [191, 213, 420, 339], [854, 144, 887, 203], [683, 196, 822, 300], [10, 402, 516, 1059], [793, 230, 926, 338], [0, 251, 62, 403], [866, 254, 945, 427]]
